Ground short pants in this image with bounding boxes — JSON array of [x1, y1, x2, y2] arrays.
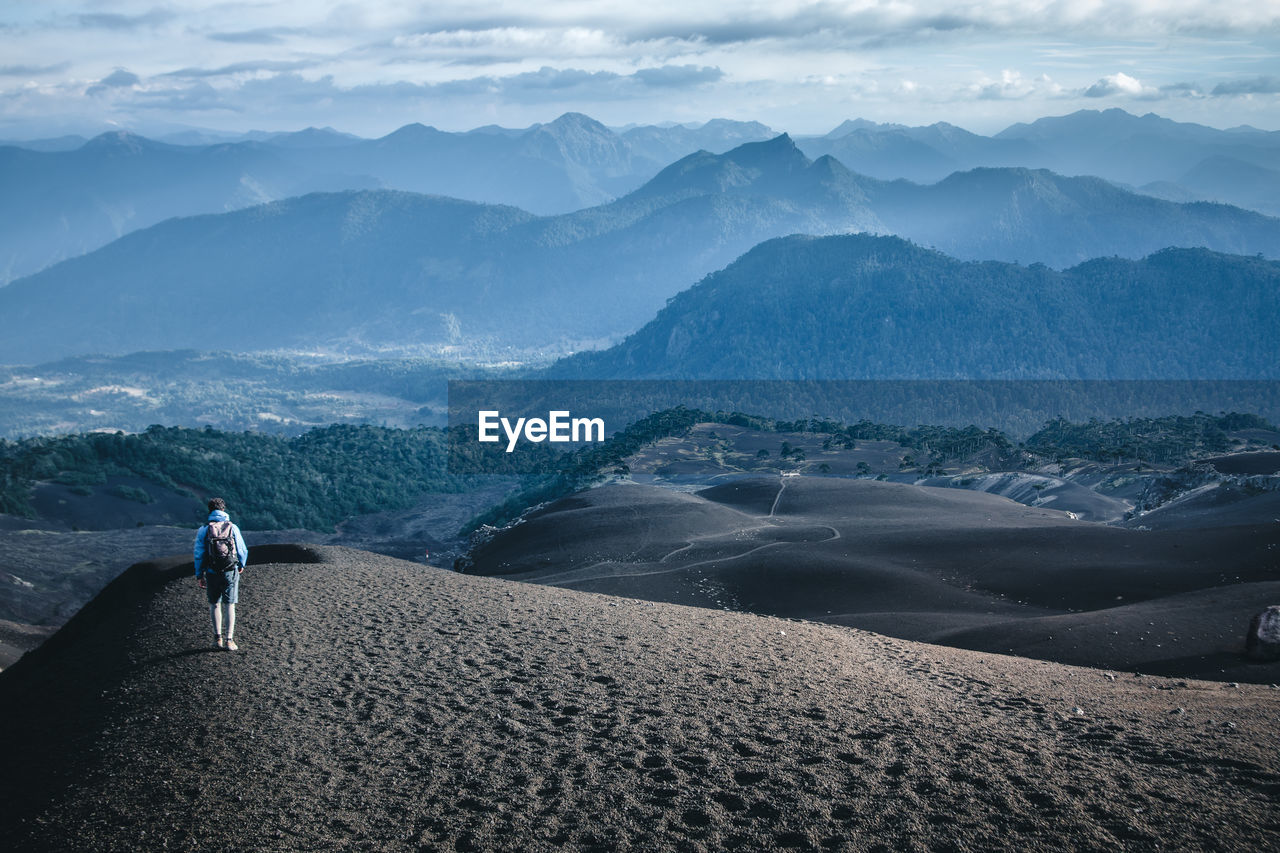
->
[[205, 568, 240, 605]]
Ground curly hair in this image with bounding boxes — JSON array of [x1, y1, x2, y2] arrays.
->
[[207, 497, 227, 512]]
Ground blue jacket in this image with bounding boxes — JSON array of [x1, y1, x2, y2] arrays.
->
[[194, 510, 249, 577]]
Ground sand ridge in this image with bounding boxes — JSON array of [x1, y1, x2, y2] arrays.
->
[[2, 545, 1278, 851]]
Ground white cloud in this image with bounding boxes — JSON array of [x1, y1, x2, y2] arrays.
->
[[1083, 72, 1158, 99], [970, 69, 1062, 101], [392, 26, 621, 58], [2, 2, 1279, 135], [75, 9, 177, 31], [161, 60, 322, 79]]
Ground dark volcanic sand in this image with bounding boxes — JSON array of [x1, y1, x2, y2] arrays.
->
[[2, 546, 1278, 851], [469, 478, 1280, 683], [0, 482, 511, 668]]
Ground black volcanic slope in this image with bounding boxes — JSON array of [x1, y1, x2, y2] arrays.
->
[[2, 545, 1277, 850], [468, 478, 1280, 683]]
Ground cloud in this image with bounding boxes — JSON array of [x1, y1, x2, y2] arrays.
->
[[4, 2, 1279, 136], [142, 62, 729, 119], [207, 27, 305, 45], [618, 2, 1280, 48], [391, 2, 1225, 65], [620, 8, 981, 49], [503, 66, 618, 92], [970, 70, 1062, 101], [1211, 76, 1280, 95], [1159, 82, 1205, 97], [0, 62, 70, 77], [408, 64, 722, 101], [1075, 73, 1280, 102], [632, 65, 723, 88], [130, 80, 239, 113], [161, 60, 322, 79], [1083, 72, 1156, 98], [76, 9, 175, 31], [393, 26, 619, 58], [86, 68, 141, 96]]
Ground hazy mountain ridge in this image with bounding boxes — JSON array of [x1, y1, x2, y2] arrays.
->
[[799, 108, 1280, 212], [4, 107, 1276, 287], [798, 121, 1040, 182], [0, 131, 363, 284], [2, 131, 1279, 364], [995, 109, 1280, 188], [0, 137, 881, 363], [1167, 156, 1280, 217], [551, 234, 1280, 379], [0, 114, 776, 285], [868, 166, 1280, 265]]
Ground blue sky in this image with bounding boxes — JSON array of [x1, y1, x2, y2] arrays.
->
[[2, 1, 1278, 138]]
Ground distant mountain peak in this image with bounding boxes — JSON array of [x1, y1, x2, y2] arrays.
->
[[81, 130, 158, 154], [538, 112, 612, 135], [549, 111, 600, 124], [378, 123, 442, 144], [467, 123, 522, 137], [995, 108, 1214, 142], [626, 133, 817, 201], [291, 126, 355, 139], [725, 133, 806, 165], [700, 118, 774, 135], [824, 119, 886, 139], [526, 112, 618, 146], [750, 132, 794, 148], [805, 153, 860, 183], [924, 121, 978, 140], [266, 127, 362, 149], [523, 112, 627, 170]]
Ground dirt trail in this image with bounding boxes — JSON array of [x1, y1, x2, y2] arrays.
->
[[2, 545, 1278, 851]]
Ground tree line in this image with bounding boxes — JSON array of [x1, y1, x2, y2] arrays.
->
[[1, 411, 1271, 534], [0, 423, 466, 530]]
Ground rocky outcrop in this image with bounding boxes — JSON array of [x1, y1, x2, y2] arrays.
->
[[1246, 605, 1280, 661]]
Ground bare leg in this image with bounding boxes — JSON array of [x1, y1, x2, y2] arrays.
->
[[210, 603, 223, 639], [225, 603, 236, 641]]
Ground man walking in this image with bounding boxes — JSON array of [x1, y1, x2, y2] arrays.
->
[[194, 498, 249, 651]]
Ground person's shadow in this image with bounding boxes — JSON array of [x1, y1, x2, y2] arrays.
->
[[129, 647, 224, 671]]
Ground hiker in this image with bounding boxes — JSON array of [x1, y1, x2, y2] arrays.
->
[[194, 497, 249, 651]]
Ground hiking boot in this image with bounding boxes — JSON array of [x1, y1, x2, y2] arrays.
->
[[225, 639, 239, 652]]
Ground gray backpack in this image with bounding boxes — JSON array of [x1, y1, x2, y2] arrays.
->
[[205, 520, 239, 572]]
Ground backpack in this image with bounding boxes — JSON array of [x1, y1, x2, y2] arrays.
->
[[205, 520, 240, 573]]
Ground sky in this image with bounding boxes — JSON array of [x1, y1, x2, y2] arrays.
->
[[1, 1, 1279, 139]]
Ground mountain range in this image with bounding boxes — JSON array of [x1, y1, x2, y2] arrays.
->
[[0, 113, 774, 284], [3, 108, 1277, 288], [2, 133, 1279, 365], [795, 109, 1280, 216]]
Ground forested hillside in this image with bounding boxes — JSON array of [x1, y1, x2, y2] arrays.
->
[[553, 234, 1280, 379], [0, 424, 465, 530]]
